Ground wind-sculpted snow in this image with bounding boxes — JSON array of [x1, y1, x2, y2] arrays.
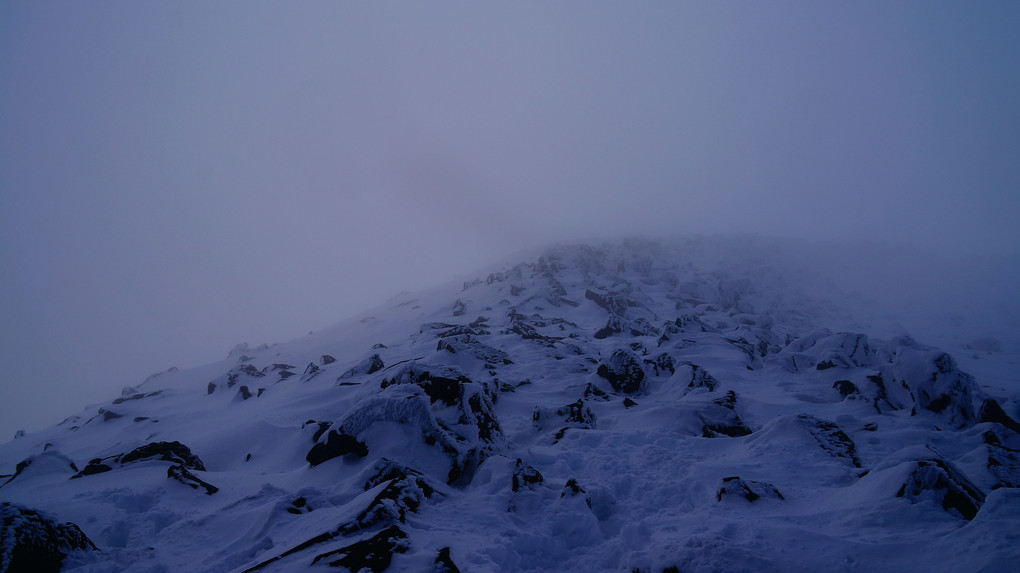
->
[[1, 237, 1019, 572]]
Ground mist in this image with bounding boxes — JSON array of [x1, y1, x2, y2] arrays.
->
[[2, 1, 1018, 439]]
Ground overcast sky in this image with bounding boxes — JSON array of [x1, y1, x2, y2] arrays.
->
[[2, 1, 1018, 439]]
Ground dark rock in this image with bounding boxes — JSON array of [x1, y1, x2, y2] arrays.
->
[[339, 353, 385, 380], [583, 383, 609, 401], [816, 360, 838, 371], [167, 464, 218, 495], [556, 400, 595, 427], [207, 382, 216, 395], [716, 476, 784, 502], [683, 362, 719, 392], [434, 547, 462, 573], [594, 316, 627, 339], [560, 478, 592, 508], [833, 380, 859, 399], [896, 458, 985, 520], [238, 385, 254, 400], [320, 354, 336, 365], [73, 441, 208, 479], [623, 398, 638, 408], [584, 288, 633, 316], [700, 392, 752, 437], [119, 441, 208, 470], [979, 399, 1020, 434], [310, 525, 409, 571], [101, 409, 122, 421], [300, 362, 322, 383], [646, 353, 675, 377], [452, 299, 467, 316], [306, 430, 369, 466], [0, 502, 98, 573], [596, 349, 645, 394], [796, 414, 861, 468], [512, 458, 544, 492]]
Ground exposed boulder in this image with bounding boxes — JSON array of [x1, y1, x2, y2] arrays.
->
[[679, 362, 719, 392], [833, 380, 860, 399], [306, 430, 369, 466], [596, 349, 645, 393], [795, 414, 861, 468], [891, 347, 979, 428], [300, 362, 322, 383], [433, 547, 462, 573], [700, 391, 752, 438], [0, 502, 98, 573], [716, 476, 784, 502], [896, 458, 985, 520], [167, 464, 218, 495], [73, 440, 209, 478], [584, 288, 633, 316], [338, 354, 385, 381], [512, 458, 544, 492], [560, 478, 592, 508], [978, 399, 1020, 434], [645, 353, 676, 377], [310, 525, 409, 571], [594, 316, 627, 339]]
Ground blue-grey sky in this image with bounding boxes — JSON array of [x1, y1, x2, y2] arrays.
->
[[2, 1, 1019, 439]]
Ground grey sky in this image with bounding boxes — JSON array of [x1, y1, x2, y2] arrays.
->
[[2, 1, 1019, 439]]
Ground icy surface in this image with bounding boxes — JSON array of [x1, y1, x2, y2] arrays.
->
[[1, 237, 1018, 572]]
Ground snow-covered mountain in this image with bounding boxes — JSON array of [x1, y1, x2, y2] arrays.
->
[[2, 237, 1019, 572]]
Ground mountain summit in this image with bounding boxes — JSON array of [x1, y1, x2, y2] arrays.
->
[[2, 237, 1018, 572]]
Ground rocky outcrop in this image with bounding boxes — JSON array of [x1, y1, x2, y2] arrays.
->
[[596, 349, 645, 393], [895, 457, 985, 520], [716, 476, 784, 502], [0, 502, 97, 573]]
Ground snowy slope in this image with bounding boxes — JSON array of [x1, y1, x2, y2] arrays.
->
[[2, 237, 1019, 572]]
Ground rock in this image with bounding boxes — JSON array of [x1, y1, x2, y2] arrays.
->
[[300, 362, 322, 383], [594, 316, 627, 339], [596, 349, 645, 394], [433, 547, 462, 573], [512, 458, 544, 492], [716, 476, 784, 502], [978, 399, 1020, 434], [310, 525, 409, 571], [167, 464, 218, 495], [452, 299, 467, 316], [556, 400, 595, 427], [681, 362, 718, 392], [0, 502, 98, 573], [646, 353, 675, 377], [890, 345, 979, 428], [560, 478, 592, 508], [700, 392, 752, 438], [623, 397, 638, 408], [796, 414, 861, 468], [73, 440, 209, 479], [833, 380, 859, 399], [584, 288, 633, 316], [306, 430, 369, 466], [896, 458, 985, 520], [320, 354, 336, 365], [338, 354, 385, 381]]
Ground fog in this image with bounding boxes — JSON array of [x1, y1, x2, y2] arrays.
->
[[2, 2, 1018, 439]]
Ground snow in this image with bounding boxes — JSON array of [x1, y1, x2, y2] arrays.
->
[[1, 236, 1018, 572]]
